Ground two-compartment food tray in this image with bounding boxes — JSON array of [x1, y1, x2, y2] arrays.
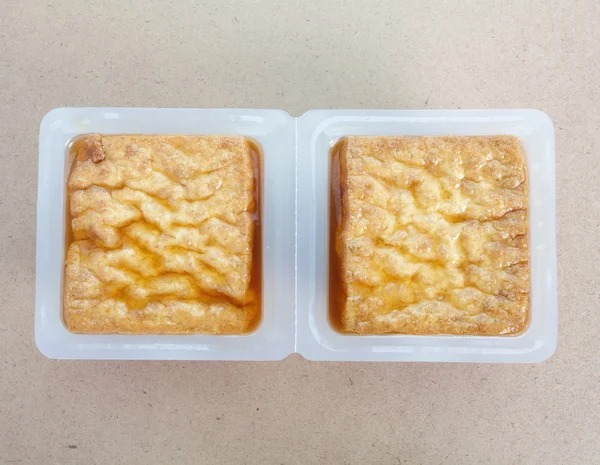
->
[[35, 108, 556, 362]]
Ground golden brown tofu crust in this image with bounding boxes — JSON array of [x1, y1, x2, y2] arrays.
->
[[64, 134, 259, 334], [337, 136, 529, 335]]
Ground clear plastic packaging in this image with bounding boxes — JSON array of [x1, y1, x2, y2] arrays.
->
[[36, 108, 556, 362]]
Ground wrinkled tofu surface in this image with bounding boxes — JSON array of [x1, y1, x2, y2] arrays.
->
[[335, 136, 529, 335], [64, 134, 259, 334]]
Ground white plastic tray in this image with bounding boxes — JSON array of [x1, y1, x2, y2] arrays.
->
[[36, 108, 557, 362]]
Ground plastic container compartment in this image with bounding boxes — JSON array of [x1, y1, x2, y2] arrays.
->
[[36, 108, 556, 362]]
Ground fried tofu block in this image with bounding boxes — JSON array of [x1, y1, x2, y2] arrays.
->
[[64, 134, 259, 334], [336, 136, 529, 335]]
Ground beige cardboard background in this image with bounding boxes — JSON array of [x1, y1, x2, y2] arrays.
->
[[1, 0, 599, 463]]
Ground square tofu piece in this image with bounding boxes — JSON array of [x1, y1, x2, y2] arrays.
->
[[64, 134, 259, 334], [336, 136, 529, 335]]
